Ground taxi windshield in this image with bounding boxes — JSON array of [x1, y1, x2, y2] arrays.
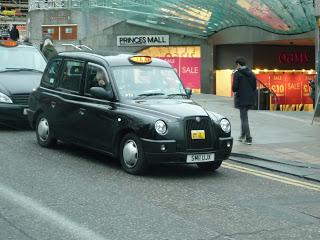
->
[[112, 66, 186, 100], [0, 46, 47, 72]]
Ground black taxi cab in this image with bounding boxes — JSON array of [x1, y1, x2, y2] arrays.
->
[[27, 52, 233, 174], [0, 40, 47, 127]]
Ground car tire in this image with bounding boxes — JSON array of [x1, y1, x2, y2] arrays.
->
[[36, 113, 57, 147], [120, 133, 147, 174], [197, 160, 223, 171]]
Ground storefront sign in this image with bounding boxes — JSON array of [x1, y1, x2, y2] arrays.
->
[[50, 15, 70, 23], [16, 25, 26, 31], [278, 52, 310, 65], [0, 10, 16, 16], [117, 35, 169, 47], [253, 45, 315, 70]]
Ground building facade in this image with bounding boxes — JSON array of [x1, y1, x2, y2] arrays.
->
[[27, 0, 316, 107], [0, 0, 28, 40]]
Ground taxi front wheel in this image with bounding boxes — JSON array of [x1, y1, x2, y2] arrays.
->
[[197, 160, 222, 171], [36, 113, 57, 147], [120, 133, 147, 174]]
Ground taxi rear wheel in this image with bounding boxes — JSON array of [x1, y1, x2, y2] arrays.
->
[[120, 133, 147, 174], [197, 160, 222, 171], [36, 113, 57, 147]]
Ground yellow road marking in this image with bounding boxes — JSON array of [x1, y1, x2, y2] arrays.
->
[[222, 162, 320, 192]]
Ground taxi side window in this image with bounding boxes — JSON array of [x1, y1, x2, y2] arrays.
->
[[84, 63, 109, 95], [58, 60, 85, 92], [41, 60, 61, 89]]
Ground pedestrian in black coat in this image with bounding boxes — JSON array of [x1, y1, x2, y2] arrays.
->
[[41, 37, 58, 61], [308, 79, 316, 109], [9, 25, 19, 41], [232, 56, 257, 145]]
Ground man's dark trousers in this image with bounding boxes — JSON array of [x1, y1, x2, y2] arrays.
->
[[240, 106, 252, 141]]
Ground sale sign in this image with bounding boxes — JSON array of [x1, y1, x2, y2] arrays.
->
[[269, 74, 285, 104], [256, 73, 270, 88], [302, 74, 315, 104], [179, 58, 201, 89], [159, 57, 180, 74], [284, 73, 302, 104], [256, 72, 315, 105]]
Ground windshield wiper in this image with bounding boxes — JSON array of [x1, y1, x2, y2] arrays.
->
[[167, 93, 188, 99], [134, 92, 165, 100], [4, 68, 43, 73]]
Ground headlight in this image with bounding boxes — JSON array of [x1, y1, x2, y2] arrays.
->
[[0, 92, 13, 103], [155, 120, 167, 135], [220, 119, 231, 133]]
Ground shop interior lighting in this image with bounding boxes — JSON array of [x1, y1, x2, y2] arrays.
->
[[255, 69, 316, 74]]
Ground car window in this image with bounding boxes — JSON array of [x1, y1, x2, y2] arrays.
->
[[84, 63, 110, 95], [112, 66, 185, 99], [58, 60, 85, 92], [0, 46, 47, 72], [41, 59, 62, 89]]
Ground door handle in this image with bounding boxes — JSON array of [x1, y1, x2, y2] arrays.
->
[[79, 108, 86, 116], [51, 101, 56, 108]]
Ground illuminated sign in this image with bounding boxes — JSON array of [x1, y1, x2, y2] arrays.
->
[[0, 10, 16, 16], [117, 35, 169, 47], [278, 52, 310, 65], [0, 40, 18, 47], [129, 56, 152, 64]]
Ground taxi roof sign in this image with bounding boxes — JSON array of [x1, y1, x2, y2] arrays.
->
[[0, 40, 18, 47], [129, 56, 152, 64]]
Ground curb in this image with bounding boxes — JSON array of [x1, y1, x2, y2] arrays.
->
[[229, 154, 320, 183], [231, 152, 320, 169]]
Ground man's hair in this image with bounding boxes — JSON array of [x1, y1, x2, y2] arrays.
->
[[235, 56, 246, 66], [43, 38, 53, 47]]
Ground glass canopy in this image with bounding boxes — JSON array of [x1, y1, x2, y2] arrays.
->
[[29, 0, 316, 38]]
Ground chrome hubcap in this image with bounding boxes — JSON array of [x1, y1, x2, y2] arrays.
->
[[38, 118, 49, 141], [123, 140, 138, 168]]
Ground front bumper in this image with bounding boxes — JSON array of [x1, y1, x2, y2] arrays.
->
[[0, 103, 29, 126], [141, 137, 233, 164]]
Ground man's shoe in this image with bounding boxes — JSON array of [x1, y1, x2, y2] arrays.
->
[[244, 139, 252, 145], [238, 136, 245, 142]]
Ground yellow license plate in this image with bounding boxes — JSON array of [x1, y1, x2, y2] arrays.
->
[[191, 130, 205, 140]]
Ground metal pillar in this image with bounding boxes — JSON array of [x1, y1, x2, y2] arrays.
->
[[313, 0, 320, 123]]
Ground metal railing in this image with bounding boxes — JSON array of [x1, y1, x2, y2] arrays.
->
[[255, 78, 279, 111], [0, 0, 28, 5], [29, 0, 151, 11], [61, 43, 93, 51], [29, 0, 83, 10]]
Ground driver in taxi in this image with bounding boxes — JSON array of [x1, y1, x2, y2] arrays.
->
[[94, 70, 108, 88]]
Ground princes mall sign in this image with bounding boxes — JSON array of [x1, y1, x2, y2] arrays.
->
[[117, 35, 169, 47]]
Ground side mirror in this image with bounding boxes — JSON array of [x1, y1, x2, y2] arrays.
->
[[90, 87, 114, 100], [185, 88, 192, 99]]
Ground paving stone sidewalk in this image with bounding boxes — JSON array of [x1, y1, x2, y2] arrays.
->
[[191, 93, 320, 182]]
